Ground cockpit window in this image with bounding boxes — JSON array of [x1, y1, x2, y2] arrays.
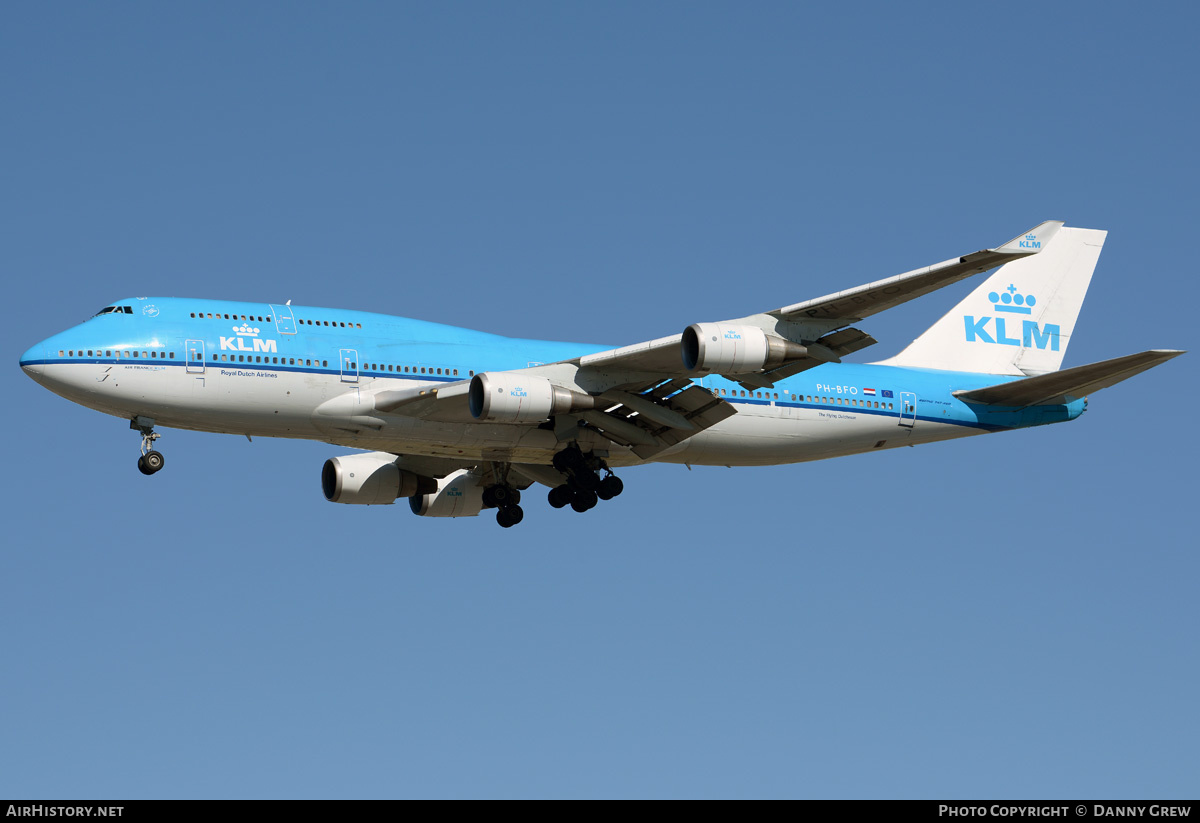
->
[[93, 306, 133, 316]]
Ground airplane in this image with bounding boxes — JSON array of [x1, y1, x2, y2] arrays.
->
[[19, 221, 1183, 528]]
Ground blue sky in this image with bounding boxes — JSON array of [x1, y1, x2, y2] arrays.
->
[[3, 2, 1196, 799]]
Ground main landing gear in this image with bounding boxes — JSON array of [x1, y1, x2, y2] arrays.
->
[[131, 417, 165, 476], [482, 483, 524, 529], [547, 445, 623, 514]]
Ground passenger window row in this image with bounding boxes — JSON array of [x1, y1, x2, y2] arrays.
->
[[712, 389, 781, 399], [351, 362, 465, 377], [190, 311, 363, 330], [212, 354, 328, 367], [707, 385, 895, 411], [62, 349, 175, 359]]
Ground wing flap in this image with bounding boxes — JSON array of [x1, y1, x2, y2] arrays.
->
[[573, 378, 736, 459], [953, 350, 1184, 408]]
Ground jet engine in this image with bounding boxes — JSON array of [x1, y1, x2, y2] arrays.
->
[[409, 470, 487, 517], [322, 452, 436, 505], [681, 323, 808, 374], [468, 372, 596, 423]]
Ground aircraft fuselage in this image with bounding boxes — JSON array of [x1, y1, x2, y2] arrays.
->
[[20, 297, 1082, 469]]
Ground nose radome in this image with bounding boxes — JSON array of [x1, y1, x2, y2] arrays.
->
[[20, 343, 45, 377]]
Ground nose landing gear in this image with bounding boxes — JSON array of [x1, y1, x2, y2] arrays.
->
[[131, 417, 165, 476]]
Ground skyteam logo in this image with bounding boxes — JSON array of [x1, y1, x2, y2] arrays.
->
[[964, 285, 1059, 351], [1018, 233, 1041, 250], [219, 324, 278, 353]]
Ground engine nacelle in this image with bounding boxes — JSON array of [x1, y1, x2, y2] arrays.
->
[[469, 372, 596, 423], [322, 452, 436, 505], [681, 323, 808, 374], [409, 470, 486, 518]]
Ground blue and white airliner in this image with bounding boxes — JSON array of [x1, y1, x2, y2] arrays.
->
[[19, 222, 1183, 527]]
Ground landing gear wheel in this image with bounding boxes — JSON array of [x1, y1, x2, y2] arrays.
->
[[573, 470, 601, 492], [553, 448, 584, 473], [484, 484, 521, 508], [548, 485, 572, 509], [497, 504, 524, 528], [143, 450, 165, 473], [132, 418, 164, 476], [597, 475, 623, 500], [570, 489, 598, 513]]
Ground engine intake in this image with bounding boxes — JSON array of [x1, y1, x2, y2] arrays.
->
[[681, 323, 807, 374], [469, 372, 596, 423], [322, 452, 436, 505]]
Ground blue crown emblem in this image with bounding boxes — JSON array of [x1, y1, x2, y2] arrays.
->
[[988, 284, 1036, 315]]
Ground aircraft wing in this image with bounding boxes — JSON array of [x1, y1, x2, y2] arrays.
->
[[768, 220, 1063, 323], [568, 219, 1063, 385], [328, 221, 1062, 457], [369, 372, 734, 460]]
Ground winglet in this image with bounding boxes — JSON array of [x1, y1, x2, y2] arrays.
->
[[992, 220, 1064, 256]]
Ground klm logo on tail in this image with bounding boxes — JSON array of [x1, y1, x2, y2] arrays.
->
[[963, 286, 1059, 351], [1018, 233, 1042, 250]]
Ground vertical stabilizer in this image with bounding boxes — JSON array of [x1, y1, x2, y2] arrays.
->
[[877, 227, 1106, 375]]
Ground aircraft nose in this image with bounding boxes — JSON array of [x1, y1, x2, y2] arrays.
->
[[20, 343, 45, 378]]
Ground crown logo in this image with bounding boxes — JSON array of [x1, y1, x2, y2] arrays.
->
[[233, 324, 261, 336], [988, 284, 1036, 315]]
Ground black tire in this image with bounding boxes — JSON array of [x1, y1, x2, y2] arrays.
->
[[553, 448, 585, 473], [548, 485, 571, 509], [143, 450, 165, 473], [497, 505, 523, 528], [571, 489, 598, 513], [508, 488, 521, 506], [137, 455, 153, 476], [599, 475, 624, 499]]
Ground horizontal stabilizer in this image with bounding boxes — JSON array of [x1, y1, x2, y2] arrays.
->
[[953, 350, 1184, 408]]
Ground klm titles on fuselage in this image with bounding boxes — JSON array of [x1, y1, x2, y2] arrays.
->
[[219, 326, 278, 354]]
